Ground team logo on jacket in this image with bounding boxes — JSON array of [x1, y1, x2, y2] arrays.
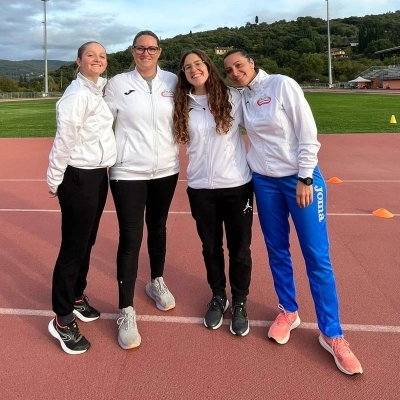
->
[[161, 89, 174, 97], [257, 96, 272, 106]]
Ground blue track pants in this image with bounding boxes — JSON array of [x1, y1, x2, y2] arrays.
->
[[253, 166, 343, 338]]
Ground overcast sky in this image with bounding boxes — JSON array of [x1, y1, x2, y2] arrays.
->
[[1, 0, 398, 61]]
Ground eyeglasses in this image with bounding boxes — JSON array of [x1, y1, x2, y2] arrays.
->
[[182, 60, 206, 73], [132, 46, 160, 55]]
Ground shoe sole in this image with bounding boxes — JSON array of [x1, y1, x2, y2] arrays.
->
[[229, 322, 250, 337], [203, 300, 229, 330], [48, 319, 89, 355], [73, 309, 100, 323], [318, 334, 363, 375], [118, 335, 141, 350], [268, 315, 301, 344], [145, 284, 175, 311]]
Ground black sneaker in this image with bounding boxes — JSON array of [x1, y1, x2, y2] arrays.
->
[[73, 295, 100, 322], [204, 295, 229, 330], [48, 318, 90, 354], [230, 302, 249, 336]]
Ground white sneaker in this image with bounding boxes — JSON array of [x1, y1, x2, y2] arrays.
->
[[117, 306, 141, 350], [145, 277, 175, 311]]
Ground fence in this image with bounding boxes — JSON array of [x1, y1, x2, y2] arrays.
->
[[0, 92, 63, 100]]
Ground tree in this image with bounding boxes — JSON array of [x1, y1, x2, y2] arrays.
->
[[364, 39, 395, 56], [295, 38, 316, 55], [0, 76, 19, 92], [297, 53, 325, 76], [255, 16, 259, 24]]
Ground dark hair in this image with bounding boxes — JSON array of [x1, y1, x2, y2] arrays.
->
[[173, 49, 233, 144], [132, 30, 160, 46], [75, 41, 106, 77], [223, 48, 257, 77], [223, 48, 251, 61]]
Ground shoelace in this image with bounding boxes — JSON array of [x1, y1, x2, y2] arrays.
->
[[208, 298, 225, 312], [232, 303, 247, 318], [76, 294, 93, 311], [56, 319, 82, 340], [275, 304, 296, 327], [117, 312, 133, 331], [331, 338, 353, 357], [154, 279, 169, 295]]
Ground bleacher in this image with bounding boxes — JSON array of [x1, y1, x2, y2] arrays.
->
[[359, 65, 400, 81]]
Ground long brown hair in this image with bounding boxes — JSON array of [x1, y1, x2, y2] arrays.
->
[[173, 49, 233, 144]]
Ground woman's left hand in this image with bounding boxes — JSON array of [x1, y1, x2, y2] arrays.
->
[[296, 182, 313, 208]]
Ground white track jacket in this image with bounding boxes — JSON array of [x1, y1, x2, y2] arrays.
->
[[104, 67, 179, 180], [241, 69, 320, 178], [47, 73, 117, 193], [186, 87, 251, 189]]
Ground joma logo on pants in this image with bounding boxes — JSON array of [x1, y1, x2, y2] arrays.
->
[[314, 185, 325, 222]]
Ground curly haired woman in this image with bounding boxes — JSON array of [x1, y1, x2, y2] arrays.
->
[[174, 49, 253, 336]]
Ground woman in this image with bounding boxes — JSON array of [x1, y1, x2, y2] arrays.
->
[[223, 49, 362, 374], [174, 50, 253, 336], [104, 31, 179, 349], [47, 41, 117, 354]]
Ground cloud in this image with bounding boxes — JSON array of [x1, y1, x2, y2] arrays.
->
[[0, 0, 398, 61]]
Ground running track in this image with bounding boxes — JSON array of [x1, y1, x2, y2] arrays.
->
[[0, 134, 399, 399]]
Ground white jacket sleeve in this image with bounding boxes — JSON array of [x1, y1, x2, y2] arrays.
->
[[280, 78, 320, 178], [103, 79, 117, 118], [47, 93, 87, 193]]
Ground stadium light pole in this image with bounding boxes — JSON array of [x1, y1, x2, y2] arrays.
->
[[42, 0, 49, 95], [326, 0, 333, 88]]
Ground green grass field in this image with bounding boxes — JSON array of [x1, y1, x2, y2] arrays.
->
[[0, 99, 57, 138], [305, 92, 400, 134], [0, 93, 399, 138]]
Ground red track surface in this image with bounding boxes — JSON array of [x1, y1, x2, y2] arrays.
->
[[0, 135, 399, 399]]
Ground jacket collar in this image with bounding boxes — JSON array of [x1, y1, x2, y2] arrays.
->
[[187, 90, 208, 108], [246, 69, 270, 93], [131, 65, 161, 81], [76, 72, 107, 94]]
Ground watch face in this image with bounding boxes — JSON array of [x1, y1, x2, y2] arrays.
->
[[299, 177, 313, 185]]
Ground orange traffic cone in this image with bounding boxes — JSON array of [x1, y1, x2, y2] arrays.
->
[[372, 208, 394, 218], [390, 115, 397, 124], [327, 177, 342, 184]]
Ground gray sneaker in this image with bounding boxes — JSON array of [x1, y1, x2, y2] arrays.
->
[[145, 277, 175, 311], [117, 306, 141, 350]]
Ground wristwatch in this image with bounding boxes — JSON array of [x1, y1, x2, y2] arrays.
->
[[298, 177, 313, 185]]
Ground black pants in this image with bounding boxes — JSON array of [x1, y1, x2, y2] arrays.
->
[[187, 181, 253, 303], [52, 166, 109, 317], [110, 173, 178, 309]]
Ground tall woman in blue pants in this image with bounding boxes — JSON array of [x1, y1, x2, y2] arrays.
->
[[223, 49, 362, 375]]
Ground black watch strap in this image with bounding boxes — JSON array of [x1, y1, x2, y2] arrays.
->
[[298, 177, 313, 185]]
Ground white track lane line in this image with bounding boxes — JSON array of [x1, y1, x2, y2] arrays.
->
[[1, 209, 399, 217], [1, 179, 400, 183], [0, 308, 399, 333]]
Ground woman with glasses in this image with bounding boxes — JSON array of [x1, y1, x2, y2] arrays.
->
[[104, 30, 179, 350], [174, 50, 253, 337], [223, 49, 362, 375]]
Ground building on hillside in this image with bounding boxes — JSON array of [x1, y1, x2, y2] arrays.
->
[[215, 47, 233, 55], [327, 48, 347, 59]]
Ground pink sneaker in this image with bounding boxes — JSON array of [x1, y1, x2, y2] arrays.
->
[[268, 305, 301, 344], [319, 334, 363, 375]]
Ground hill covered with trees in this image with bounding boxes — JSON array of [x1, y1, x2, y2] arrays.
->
[[1, 10, 399, 92]]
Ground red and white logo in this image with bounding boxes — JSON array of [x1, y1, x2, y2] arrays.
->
[[161, 89, 174, 97], [257, 96, 271, 106]]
